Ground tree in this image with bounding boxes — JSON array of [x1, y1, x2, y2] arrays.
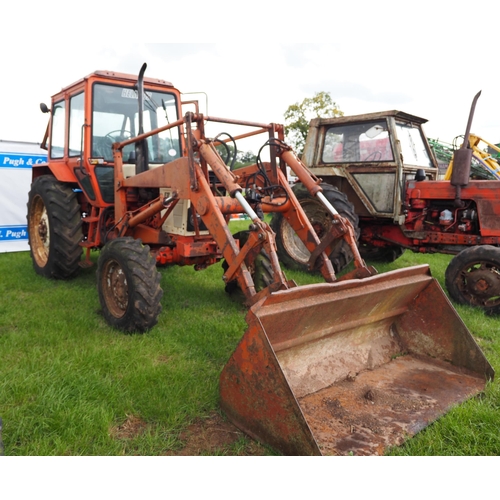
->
[[236, 150, 257, 167], [284, 91, 343, 155], [216, 143, 257, 169]]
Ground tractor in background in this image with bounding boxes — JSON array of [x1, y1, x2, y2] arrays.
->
[[273, 92, 500, 314]]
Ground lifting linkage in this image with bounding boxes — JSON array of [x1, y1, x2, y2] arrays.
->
[[195, 131, 376, 298], [274, 143, 376, 281], [109, 110, 375, 305]]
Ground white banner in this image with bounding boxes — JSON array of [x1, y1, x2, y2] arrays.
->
[[0, 145, 47, 253]]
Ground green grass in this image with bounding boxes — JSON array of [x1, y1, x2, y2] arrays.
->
[[0, 248, 249, 455], [1, 232, 499, 455]]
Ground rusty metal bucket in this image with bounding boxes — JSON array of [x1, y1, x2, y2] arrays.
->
[[219, 265, 494, 455]]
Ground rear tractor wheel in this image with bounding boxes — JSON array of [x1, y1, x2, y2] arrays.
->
[[445, 245, 500, 315], [27, 175, 83, 279], [270, 183, 359, 274], [97, 238, 163, 332]]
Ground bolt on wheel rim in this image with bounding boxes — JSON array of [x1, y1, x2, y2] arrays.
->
[[281, 200, 332, 265], [30, 195, 50, 266], [102, 259, 129, 318], [458, 263, 500, 306]]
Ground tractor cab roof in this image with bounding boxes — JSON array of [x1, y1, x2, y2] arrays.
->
[[310, 110, 429, 127], [52, 70, 175, 98]]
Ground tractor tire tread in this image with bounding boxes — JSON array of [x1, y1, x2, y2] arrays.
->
[[445, 244, 500, 315], [97, 237, 163, 332], [27, 175, 83, 279]]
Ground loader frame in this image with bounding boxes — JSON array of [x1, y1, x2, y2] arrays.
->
[[109, 112, 372, 304]]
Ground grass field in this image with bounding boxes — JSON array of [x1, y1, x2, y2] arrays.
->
[[0, 225, 499, 456]]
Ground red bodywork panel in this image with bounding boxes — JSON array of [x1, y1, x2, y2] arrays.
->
[[360, 179, 500, 253], [409, 180, 500, 236]]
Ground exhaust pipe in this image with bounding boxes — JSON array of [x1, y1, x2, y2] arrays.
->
[[135, 62, 149, 174], [451, 91, 481, 207]]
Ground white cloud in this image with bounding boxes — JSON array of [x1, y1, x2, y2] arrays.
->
[[2, 2, 500, 149]]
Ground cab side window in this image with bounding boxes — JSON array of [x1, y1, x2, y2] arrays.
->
[[50, 100, 66, 159], [69, 93, 85, 157]]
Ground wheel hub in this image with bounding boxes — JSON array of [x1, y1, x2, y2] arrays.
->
[[311, 220, 326, 239], [30, 196, 51, 266], [38, 218, 48, 242], [103, 260, 128, 317], [464, 269, 500, 299]]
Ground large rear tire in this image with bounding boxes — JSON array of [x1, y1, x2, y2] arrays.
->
[[97, 238, 163, 332], [270, 183, 359, 273], [27, 175, 83, 279], [445, 245, 500, 315]]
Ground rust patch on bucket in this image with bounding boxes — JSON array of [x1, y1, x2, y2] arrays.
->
[[298, 355, 485, 455]]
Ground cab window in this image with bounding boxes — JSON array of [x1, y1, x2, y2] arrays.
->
[[322, 120, 393, 163], [50, 100, 66, 159], [69, 92, 85, 157]]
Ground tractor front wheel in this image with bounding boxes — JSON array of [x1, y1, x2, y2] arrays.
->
[[223, 230, 274, 296], [445, 245, 500, 315], [97, 238, 163, 332], [27, 175, 83, 279]]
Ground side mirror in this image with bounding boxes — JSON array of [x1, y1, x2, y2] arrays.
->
[[365, 125, 385, 139], [40, 103, 50, 114]]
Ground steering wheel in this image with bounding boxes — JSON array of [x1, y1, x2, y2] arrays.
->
[[364, 151, 382, 161], [104, 129, 133, 143], [103, 130, 133, 161]]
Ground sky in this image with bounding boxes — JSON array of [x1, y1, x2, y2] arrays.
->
[[2, 0, 500, 157]]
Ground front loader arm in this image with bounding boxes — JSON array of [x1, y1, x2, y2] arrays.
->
[[196, 141, 293, 303], [199, 136, 374, 286], [114, 145, 288, 303], [277, 145, 375, 280]]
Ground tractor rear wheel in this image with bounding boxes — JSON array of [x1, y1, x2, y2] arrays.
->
[[271, 183, 359, 274], [27, 175, 83, 279], [445, 245, 500, 315], [97, 238, 163, 332], [223, 230, 273, 295]]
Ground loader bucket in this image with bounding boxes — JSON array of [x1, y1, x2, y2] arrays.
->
[[220, 265, 494, 455]]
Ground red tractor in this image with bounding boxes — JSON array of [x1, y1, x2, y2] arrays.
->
[[27, 64, 371, 331], [272, 92, 500, 314]]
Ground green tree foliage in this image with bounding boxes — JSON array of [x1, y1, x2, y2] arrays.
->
[[216, 143, 257, 169], [284, 91, 343, 154], [236, 150, 257, 167]]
